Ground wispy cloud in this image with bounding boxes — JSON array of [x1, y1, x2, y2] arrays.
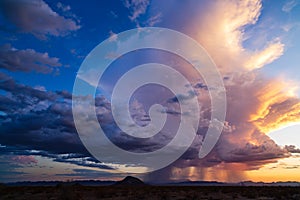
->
[[282, 0, 298, 12], [56, 2, 71, 12], [124, 0, 150, 22], [123, 0, 161, 27], [245, 40, 284, 70]]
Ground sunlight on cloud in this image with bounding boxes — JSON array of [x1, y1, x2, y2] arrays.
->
[[190, 0, 300, 136], [193, 0, 285, 72], [1, 0, 300, 184], [245, 41, 284, 70], [145, 0, 300, 182], [249, 79, 300, 133]]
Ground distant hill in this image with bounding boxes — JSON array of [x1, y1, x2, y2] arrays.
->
[[114, 176, 145, 186]]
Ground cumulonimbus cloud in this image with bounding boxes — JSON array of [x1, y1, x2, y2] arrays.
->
[[1, 0, 299, 183], [144, 0, 300, 182]]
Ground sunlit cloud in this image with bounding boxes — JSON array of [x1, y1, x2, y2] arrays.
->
[[249, 79, 300, 133], [1, 0, 300, 183], [245, 40, 284, 70], [144, 0, 300, 182]]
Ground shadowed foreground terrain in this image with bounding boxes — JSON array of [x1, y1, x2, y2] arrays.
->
[[1, 184, 300, 200]]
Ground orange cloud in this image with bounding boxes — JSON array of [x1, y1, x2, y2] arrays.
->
[[146, 0, 300, 182], [191, 0, 284, 72], [245, 41, 284, 70], [248, 79, 300, 133], [188, 0, 299, 135]]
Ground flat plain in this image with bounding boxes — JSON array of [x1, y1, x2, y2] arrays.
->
[[1, 184, 300, 200]]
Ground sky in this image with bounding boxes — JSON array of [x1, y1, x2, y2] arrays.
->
[[0, 0, 300, 183]]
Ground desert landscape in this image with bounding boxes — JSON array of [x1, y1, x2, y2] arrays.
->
[[1, 184, 300, 200], [1, 1, 300, 200], [1, 177, 300, 200]]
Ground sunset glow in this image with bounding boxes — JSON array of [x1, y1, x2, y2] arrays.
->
[[0, 0, 300, 184]]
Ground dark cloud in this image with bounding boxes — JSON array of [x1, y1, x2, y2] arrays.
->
[[0, 70, 298, 182], [145, 73, 297, 182], [56, 168, 113, 178], [0, 44, 61, 74], [0, 155, 29, 182], [0, 74, 133, 171], [194, 82, 208, 90], [0, 74, 174, 171], [11, 155, 38, 165], [0, 71, 11, 80], [167, 90, 197, 104], [55, 90, 72, 99], [0, 77, 92, 166], [52, 155, 113, 170], [285, 145, 300, 153], [219, 138, 287, 163], [0, 0, 80, 39], [55, 168, 133, 179]]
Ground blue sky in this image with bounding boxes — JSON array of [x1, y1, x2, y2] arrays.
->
[[0, 0, 300, 183], [1, 0, 300, 92]]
